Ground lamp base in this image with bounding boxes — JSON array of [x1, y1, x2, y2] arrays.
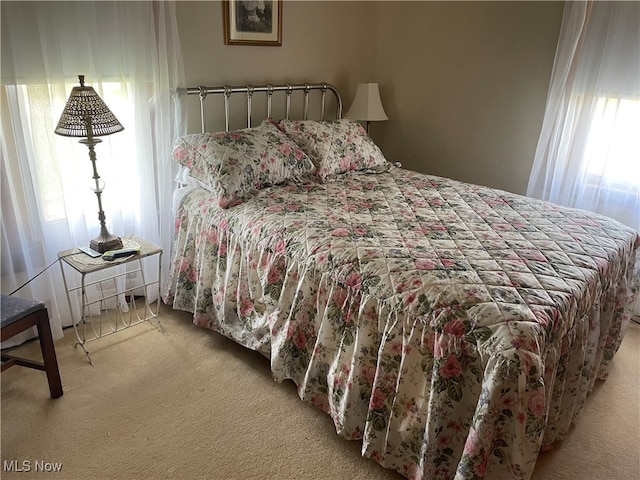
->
[[90, 233, 123, 254]]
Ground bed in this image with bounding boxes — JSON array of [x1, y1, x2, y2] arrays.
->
[[163, 82, 640, 480]]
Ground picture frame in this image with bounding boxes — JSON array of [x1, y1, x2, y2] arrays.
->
[[223, 0, 283, 46]]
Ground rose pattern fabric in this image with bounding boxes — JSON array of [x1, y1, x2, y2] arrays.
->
[[171, 122, 315, 208], [163, 167, 639, 480], [277, 119, 390, 179]]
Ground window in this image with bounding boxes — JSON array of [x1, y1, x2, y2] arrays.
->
[[6, 81, 140, 225], [583, 95, 640, 188]]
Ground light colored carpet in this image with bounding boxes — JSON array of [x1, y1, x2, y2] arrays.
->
[[1, 304, 639, 480]]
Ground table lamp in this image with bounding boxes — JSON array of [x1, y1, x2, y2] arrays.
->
[[54, 75, 124, 254], [344, 82, 388, 133]]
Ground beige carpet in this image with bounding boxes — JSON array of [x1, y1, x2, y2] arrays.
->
[[2, 304, 639, 480]]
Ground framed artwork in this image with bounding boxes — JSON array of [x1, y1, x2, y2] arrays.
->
[[223, 0, 283, 46]]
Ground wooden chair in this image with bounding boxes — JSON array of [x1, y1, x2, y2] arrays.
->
[[1, 295, 63, 398]]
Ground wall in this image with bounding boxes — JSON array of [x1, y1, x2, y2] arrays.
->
[[176, 1, 377, 131], [373, 1, 564, 194], [177, 1, 564, 195]]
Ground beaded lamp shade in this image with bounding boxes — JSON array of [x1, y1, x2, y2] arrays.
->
[[54, 75, 124, 138]]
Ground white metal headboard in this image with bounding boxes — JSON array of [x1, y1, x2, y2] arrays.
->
[[178, 82, 343, 133]]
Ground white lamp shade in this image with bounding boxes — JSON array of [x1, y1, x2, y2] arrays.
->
[[344, 83, 388, 122]]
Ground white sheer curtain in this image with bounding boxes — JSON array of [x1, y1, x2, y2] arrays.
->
[[1, 1, 185, 345], [527, 0, 640, 315]]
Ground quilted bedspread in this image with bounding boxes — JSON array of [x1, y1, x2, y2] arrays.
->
[[164, 167, 639, 480]]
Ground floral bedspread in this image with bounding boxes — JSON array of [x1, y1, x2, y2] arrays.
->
[[163, 167, 639, 480]]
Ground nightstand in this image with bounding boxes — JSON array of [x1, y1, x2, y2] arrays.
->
[[58, 235, 165, 365]]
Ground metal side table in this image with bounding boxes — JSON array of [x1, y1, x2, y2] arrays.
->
[[58, 235, 165, 365]]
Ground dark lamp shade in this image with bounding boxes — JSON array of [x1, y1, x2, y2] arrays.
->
[[54, 80, 124, 138]]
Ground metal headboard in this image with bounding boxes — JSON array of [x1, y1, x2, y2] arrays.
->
[[178, 82, 343, 133]]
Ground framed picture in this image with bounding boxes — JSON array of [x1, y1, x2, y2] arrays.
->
[[223, 0, 283, 46]]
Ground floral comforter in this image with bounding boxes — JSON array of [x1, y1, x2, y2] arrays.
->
[[163, 167, 639, 480]]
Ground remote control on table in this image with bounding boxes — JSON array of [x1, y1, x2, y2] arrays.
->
[[102, 247, 141, 261]]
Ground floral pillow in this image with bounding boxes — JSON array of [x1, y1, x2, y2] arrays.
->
[[277, 118, 389, 180], [171, 122, 315, 208]]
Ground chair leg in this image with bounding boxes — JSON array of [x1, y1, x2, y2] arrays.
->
[[35, 308, 63, 399]]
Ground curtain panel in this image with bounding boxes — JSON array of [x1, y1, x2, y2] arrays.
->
[[526, 0, 640, 315], [1, 1, 186, 345]]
